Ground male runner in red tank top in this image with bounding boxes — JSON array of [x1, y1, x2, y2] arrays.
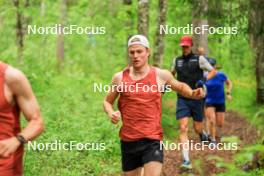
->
[[0, 62, 44, 176], [103, 35, 205, 176]]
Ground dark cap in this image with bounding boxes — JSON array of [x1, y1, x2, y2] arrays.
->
[[208, 58, 217, 66]]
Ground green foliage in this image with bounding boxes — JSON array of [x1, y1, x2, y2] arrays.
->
[[215, 144, 264, 176]]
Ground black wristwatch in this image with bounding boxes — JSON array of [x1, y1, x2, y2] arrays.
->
[[16, 135, 27, 144]]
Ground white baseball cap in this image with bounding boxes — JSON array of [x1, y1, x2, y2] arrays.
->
[[128, 35, 150, 48]]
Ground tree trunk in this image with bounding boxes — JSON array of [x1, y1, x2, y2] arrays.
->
[[137, 0, 149, 37], [192, 0, 209, 56], [109, 0, 118, 17], [123, 0, 133, 64], [24, 0, 29, 7], [41, 0, 45, 17], [0, 17, 2, 28], [13, 0, 24, 62], [207, 0, 223, 27], [153, 0, 167, 67], [56, 0, 67, 70], [248, 0, 264, 104], [123, 0, 133, 38]]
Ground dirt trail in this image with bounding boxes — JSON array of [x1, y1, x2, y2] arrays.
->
[[162, 110, 259, 176]]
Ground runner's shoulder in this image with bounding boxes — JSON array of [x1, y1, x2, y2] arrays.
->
[[175, 55, 183, 61], [216, 71, 225, 76], [5, 65, 27, 86], [217, 71, 228, 79], [154, 67, 173, 81], [112, 71, 123, 85]]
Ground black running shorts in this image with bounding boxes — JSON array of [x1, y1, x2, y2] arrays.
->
[[205, 103, 226, 112], [120, 138, 163, 172]]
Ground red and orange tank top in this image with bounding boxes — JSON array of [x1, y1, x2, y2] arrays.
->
[[118, 66, 163, 141], [0, 62, 23, 176]]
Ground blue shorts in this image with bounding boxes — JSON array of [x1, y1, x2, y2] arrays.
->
[[176, 98, 204, 122]]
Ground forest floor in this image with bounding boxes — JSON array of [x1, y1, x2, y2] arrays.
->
[[162, 110, 259, 176]]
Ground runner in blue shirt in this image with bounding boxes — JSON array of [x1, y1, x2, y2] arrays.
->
[[205, 59, 232, 145]]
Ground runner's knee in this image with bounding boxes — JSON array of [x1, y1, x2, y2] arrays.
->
[[123, 168, 142, 176], [180, 124, 188, 133], [216, 123, 223, 128], [210, 118, 216, 126], [193, 123, 202, 133]]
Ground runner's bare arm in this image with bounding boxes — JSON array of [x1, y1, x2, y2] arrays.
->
[[225, 79, 232, 101], [199, 56, 217, 80], [225, 79, 232, 93], [103, 72, 122, 124], [0, 67, 44, 158], [6, 67, 45, 141], [157, 69, 204, 99], [171, 58, 177, 76], [171, 70, 176, 76]]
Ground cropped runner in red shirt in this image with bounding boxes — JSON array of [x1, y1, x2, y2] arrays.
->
[[103, 35, 205, 176], [0, 62, 44, 176]]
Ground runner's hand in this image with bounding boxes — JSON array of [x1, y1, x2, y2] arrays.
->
[[0, 137, 20, 158], [192, 88, 205, 99], [109, 111, 121, 124], [227, 95, 232, 101]]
